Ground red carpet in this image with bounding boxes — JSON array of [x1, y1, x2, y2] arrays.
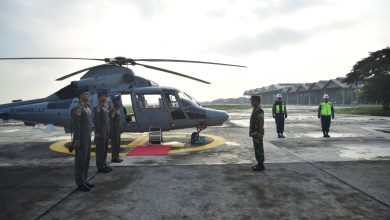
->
[[126, 145, 172, 156]]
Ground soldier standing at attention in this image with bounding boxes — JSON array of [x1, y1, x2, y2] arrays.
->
[[72, 87, 95, 192], [318, 94, 335, 138], [272, 94, 287, 138], [110, 94, 123, 163], [93, 90, 112, 173], [249, 95, 265, 171]]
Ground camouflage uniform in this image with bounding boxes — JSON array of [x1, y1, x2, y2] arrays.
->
[[249, 106, 265, 163], [93, 103, 110, 170], [72, 103, 92, 186], [109, 107, 121, 161]]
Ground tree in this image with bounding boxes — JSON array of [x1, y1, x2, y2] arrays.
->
[[344, 47, 390, 111]]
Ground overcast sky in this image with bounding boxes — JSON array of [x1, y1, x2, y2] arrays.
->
[[0, 0, 389, 103]]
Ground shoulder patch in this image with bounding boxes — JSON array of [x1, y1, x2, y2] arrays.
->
[[96, 107, 100, 113], [76, 108, 82, 116], [111, 112, 116, 118]]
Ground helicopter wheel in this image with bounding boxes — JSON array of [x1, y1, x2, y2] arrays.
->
[[191, 132, 200, 140]]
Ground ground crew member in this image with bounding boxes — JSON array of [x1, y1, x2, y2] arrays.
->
[[272, 94, 287, 138], [72, 87, 94, 192], [249, 95, 265, 171], [110, 94, 123, 163], [318, 94, 335, 138], [93, 90, 112, 173]]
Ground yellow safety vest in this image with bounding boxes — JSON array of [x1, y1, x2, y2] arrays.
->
[[321, 102, 332, 116], [275, 102, 285, 113]]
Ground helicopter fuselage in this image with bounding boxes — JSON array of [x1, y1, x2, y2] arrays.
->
[[0, 65, 229, 133]]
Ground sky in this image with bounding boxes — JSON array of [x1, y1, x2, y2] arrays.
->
[[0, 0, 389, 103]]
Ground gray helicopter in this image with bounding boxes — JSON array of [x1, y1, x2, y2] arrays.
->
[[0, 57, 245, 141]]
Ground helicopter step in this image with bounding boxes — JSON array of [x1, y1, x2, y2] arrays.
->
[[148, 126, 163, 145]]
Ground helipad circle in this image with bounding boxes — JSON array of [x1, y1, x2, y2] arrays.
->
[[49, 132, 225, 155]]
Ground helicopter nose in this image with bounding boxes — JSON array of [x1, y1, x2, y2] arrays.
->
[[206, 109, 229, 126]]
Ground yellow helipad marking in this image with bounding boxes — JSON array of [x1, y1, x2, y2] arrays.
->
[[127, 135, 148, 147], [49, 132, 226, 155], [50, 140, 133, 156], [168, 133, 225, 154]]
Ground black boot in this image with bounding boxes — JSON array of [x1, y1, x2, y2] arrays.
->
[[77, 184, 91, 192], [111, 158, 123, 163], [98, 167, 111, 173], [251, 163, 265, 171], [86, 182, 95, 188]]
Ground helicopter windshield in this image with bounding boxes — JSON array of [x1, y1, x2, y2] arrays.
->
[[178, 92, 200, 108]]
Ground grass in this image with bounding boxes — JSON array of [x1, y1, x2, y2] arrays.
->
[[336, 105, 390, 116], [125, 104, 388, 116], [202, 104, 271, 110], [124, 106, 134, 114], [124, 104, 271, 112]]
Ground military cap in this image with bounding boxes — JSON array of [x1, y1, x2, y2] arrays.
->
[[97, 89, 108, 96], [111, 94, 121, 101], [76, 87, 89, 96]]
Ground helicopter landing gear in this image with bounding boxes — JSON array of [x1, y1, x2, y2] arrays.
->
[[191, 124, 207, 144]]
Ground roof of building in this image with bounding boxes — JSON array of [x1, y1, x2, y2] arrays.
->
[[308, 80, 328, 91], [323, 77, 354, 89], [243, 78, 359, 96]]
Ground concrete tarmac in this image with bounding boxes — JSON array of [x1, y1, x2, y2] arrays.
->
[[0, 106, 389, 219]]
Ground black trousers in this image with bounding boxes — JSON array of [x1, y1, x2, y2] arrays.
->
[[321, 115, 331, 133], [275, 114, 285, 134]]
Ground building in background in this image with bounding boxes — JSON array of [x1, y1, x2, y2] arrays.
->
[[244, 77, 361, 105]]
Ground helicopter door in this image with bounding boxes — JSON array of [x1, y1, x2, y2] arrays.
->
[[132, 93, 170, 130], [120, 94, 136, 123], [163, 93, 186, 120]]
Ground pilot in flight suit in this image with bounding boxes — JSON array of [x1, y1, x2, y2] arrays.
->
[[93, 89, 112, 173], [110, 94, 123, 163], [72, 87, 94, 192]]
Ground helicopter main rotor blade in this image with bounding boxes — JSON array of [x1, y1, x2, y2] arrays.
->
[[133, 59, 247, 68], [55, 64, 107, 81], [136, 63, 211, 84], [0, 57, 105, 61]]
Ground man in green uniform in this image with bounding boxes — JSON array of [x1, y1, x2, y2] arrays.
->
[[93, 90, 112, 173], [318, 94, 335, 138], [110, 94, 123, 163], [72, 87, 95, 192], [249, 95, 265, 171], [272, 94, 287, 138]]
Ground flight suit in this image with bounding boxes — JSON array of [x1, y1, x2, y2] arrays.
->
[[72, 103, 92, 186], [93, 103, 110, 170], [110, 107, 121, 161], [249, 106, 265, 163], [272, 101, 287, 135], [318, 101, 335, 135]]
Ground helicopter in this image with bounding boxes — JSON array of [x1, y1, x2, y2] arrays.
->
[[0, 56, 246, 143]]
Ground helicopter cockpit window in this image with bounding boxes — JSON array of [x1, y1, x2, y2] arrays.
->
[[164, 93, 186, 120], [165, 94, 180, 109], [177, 92, 205, 120], [136, 94, 164, 109], [178, 92, 200, 108]]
